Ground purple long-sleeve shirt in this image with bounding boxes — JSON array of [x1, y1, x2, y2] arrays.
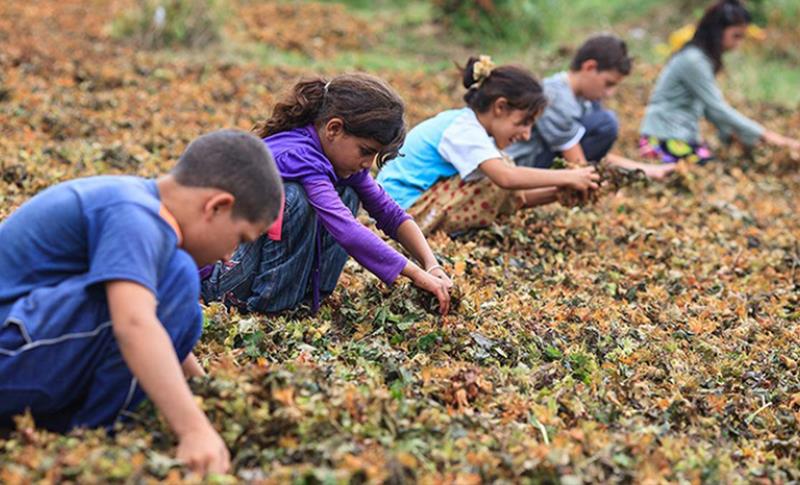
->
[[265, 125, 411, 286]]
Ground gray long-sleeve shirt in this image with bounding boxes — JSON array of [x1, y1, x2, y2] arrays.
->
[[640, 45, 764, 146]]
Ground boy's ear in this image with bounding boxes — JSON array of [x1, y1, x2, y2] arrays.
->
[[203, 192, 236, 220], [324, 118, 345, 139], [581, 59, 599, 73]]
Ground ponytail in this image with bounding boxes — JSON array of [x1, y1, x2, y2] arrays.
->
[[255, 78, 327, 138], [254, 73, 406, 161], [461, 55, 547, 125]]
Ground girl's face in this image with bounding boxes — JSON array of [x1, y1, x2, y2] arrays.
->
[[486, 100, 535, 149], [320, 118, 384, 179], [722, 24, 747, 52]]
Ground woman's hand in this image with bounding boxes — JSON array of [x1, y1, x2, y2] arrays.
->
[[764, 130, 800, 151]]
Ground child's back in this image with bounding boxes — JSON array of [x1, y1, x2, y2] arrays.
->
[[0, 129, 283, 475], [0, 175, 185, 317], [377, 107, 489, 210]]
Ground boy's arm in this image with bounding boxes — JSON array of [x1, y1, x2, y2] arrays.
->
[[182, 352, 206, 378], [563, 145, 674, 181], [561, 143, 589, 164], [106, 280, 228, 475]]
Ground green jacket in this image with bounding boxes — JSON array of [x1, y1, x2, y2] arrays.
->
[[641, 45, 763, 146]]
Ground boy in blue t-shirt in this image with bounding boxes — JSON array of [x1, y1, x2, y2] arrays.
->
[[506, 35, 674, 181], [0, 129, 283, 475]]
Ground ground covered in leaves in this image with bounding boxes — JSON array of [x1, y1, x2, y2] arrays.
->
[[2, 1, 800, 483]]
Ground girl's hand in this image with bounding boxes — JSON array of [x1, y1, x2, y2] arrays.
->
[[426, 265, 453, 288], [412, 270, 451, 315], [564, 166, 600, 193]]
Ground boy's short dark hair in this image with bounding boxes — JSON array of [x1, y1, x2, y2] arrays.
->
[[570, 35, 633, 75], [172, 129, 283, 224]]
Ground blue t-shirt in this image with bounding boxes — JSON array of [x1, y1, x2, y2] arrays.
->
[[0, 176, 198, 327], [377, 108, 502, 210]]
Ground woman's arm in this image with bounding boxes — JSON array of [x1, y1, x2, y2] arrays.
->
[[680, 50, 763, 146], [762, 130, 800, 151]]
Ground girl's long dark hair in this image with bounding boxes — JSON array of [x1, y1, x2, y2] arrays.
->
[[254, 73, 406, 161], [461, 57, 547, 125], [689, 0, 752, 73]]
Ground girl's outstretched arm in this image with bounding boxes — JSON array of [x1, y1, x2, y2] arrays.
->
[[480, 157, 600, 193]]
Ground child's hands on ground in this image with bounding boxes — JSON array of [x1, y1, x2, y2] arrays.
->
[[564, 166, 600, 194], [176, 423, 231, 476], [639, 163, 676, 181], [412, 269, 451, 315], [427, 266, 453, 288], [764, 131, 800, 151]]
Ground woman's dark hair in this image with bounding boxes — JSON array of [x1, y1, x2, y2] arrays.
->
[[690, 0, 751, 73], [461, 57, 547, 125], [255, 73, 406, 161]]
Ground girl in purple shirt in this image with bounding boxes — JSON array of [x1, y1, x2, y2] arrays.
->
[[201, 74, 452, 314]]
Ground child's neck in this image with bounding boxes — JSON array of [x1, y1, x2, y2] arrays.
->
[[566, 71, 584, 99], [474, 109, 494, 136], [156, 175, 192, 237]]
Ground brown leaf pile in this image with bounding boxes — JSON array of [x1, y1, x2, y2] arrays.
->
[[3, 1, 800, 483]]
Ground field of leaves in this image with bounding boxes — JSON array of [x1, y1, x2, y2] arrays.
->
[[2, 1, 800, 483]]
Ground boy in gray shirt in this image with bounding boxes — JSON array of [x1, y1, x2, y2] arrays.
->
[[507, 35, 674, 180]]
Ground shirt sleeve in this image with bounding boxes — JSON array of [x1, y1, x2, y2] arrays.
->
[[86, 204, 175, 295], [302, 177, 408, 286], [680, 52, 764, 146], [536, 98, 586, 151], [350, 172, 412, 240], [438, 118, 503, 179]]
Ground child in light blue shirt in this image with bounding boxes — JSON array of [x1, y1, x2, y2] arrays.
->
[[378, 56, 599, 235]]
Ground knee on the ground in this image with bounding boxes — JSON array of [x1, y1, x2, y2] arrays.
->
[[284, 182, 315, 221], [155, 250, 202, 344], [596, 110, 619, 140]]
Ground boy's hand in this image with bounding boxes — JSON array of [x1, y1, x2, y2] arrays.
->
[[181, 352, 206, 378], [177, 424, 231, 475], [106, 281, 230, 476]]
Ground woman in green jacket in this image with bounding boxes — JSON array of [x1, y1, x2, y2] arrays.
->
[[640, 0, 799, 164]]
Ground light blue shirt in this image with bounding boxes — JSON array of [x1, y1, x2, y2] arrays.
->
[[377, 108, 502, 210]]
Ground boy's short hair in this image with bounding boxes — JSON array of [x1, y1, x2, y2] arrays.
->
[[570, 35, 633, 75], [172, 129, 283, 223]]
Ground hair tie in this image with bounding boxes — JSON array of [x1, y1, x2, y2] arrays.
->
[[323, 81, 331, 95], [473, 55, 495, 87]]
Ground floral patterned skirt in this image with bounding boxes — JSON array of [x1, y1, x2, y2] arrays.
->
[[639, 135, 714, 164], [407, 175, 524, 236]]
